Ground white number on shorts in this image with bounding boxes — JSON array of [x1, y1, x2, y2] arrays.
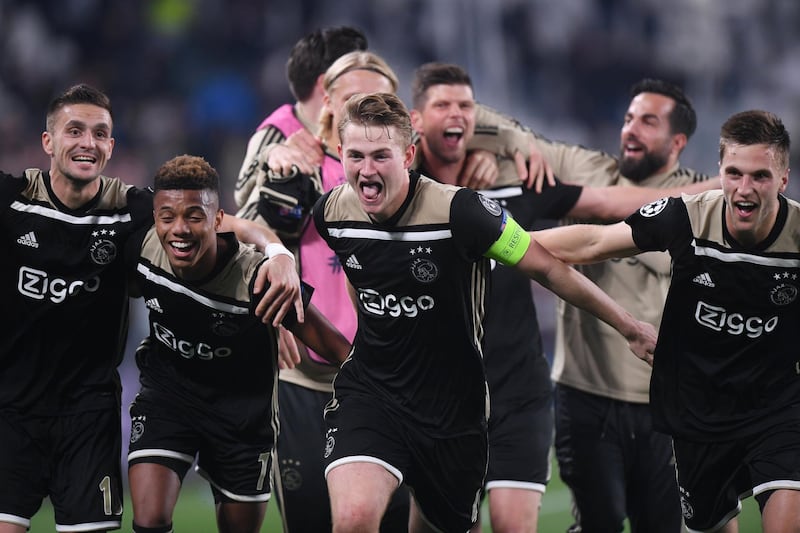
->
[[99, 476, 112, 515], [257, 453, 270, 491]]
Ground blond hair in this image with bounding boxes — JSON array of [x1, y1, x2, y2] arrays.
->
[[319, 51, 398, 142], [338, 93, 413, 150]]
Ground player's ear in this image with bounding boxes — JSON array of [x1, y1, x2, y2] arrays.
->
[[42, 131, 53, 156], [410, 109, 423, 134], [779, 168, 789, 193], [403, 142, 416, 169], [671, 132, 687, 156]]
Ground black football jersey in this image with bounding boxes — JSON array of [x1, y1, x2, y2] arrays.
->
[[314, 172, 513, 436], [0, 169, 153, 414], [627, 191, 800, 440], [478, 181, 581, 406], [130, 230, 280, 426]]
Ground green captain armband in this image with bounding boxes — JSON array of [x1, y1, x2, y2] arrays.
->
[[485, 214, 530, 266]]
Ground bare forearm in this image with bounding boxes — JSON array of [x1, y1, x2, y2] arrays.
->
[[292, 307, 351, 366], [532, 222, 639, 264], [525, 249, 635, 336], [221, 215, 283, 251], [513, 236, 657, 362], [530, 226, 605, 264]]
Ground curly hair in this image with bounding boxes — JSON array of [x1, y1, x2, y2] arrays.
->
[[153, 154, 220, 192]]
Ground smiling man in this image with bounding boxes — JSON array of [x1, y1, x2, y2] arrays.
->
[[0, 85, 302, 533], [534, 110, 800, 532], [457, 77, 720, 533], [313, 92, 659, 533], [126, 155, 351, 533], [408, 65, 721, 533]]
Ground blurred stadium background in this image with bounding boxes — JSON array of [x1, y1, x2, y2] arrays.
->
[[3, 0, 794, 530]]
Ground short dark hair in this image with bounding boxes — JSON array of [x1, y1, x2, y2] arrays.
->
[[338, 93, 413, 149], [630, 78, 696, 138], [154, 154, 220, 193], [411, 62, 473, 110], [719, 110, 791, 170], [46, 84, 112, 131], [286, 26, 368, 102]]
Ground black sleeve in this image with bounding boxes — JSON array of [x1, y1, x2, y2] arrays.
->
[[450, 188, 507, 261], [127, 186, 155, 229], [312, 190, 333, 246], [625, 196, 691, 253], [0, 171, 28, 212], [250, 273, 315, 329], [522, 178, 583, 220], [123, 227, 149, 298]]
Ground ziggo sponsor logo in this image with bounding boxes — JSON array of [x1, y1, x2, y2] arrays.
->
[[695, 300, 778, 338], [153, 321, 233, 359], [357, 288, 435, 318], [18, 266, 100, 303]]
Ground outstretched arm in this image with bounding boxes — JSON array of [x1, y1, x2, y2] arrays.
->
[[531, 221, 640, 265], [505, 224, 654, 363], [567, 179, 720, 221]]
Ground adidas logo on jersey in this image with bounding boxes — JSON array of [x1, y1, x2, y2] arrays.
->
[[17, 231, 39, 248], [345, 254, 362, 270], [145, 298, 164, 313], [692, 272, 715, 288]]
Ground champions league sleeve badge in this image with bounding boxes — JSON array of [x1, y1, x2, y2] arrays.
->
[[478, 193, 503, 217], [639, 197, 669, 218]]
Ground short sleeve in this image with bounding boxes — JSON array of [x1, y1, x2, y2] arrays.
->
[[450, 188, 506, 261], [0, 171, 28, 211], [625, 196, 691, 253], [127, 186, 155, 229], [521, 180, 582, 220]]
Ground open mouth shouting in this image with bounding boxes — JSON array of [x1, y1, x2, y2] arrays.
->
[[443, 126, 464, 148], [622, 139, 645, 159], [358, 178, 384, 206], [732, 200, 757, 219]]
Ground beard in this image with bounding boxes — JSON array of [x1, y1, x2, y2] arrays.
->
[[619, 149, 669, 183]]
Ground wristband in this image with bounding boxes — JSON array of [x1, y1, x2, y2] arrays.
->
[[266, 242, 295, 261]]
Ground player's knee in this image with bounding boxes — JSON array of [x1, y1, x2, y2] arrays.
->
[[489, 505, 539, 533], [132, 521, 173, 533], [331, 500, 384, 532]]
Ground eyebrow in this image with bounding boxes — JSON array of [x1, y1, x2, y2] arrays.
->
[[722, 164, 772, 175], [64, 119, 111, 131]]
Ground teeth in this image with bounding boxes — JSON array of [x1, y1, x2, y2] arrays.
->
[[171, 241, 191, 249], [444, 127, 463, 135], [74, 156, 94, 162]]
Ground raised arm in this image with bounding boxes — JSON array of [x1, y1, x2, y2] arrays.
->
[[470, 104, 555, 189]]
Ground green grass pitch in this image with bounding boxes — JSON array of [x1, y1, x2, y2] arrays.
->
[[29, 456, 763, 531]]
